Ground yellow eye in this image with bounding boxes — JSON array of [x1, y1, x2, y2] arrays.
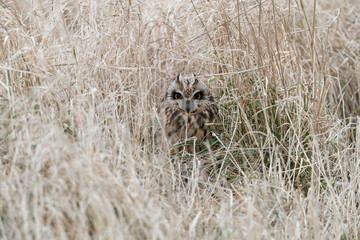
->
[[193, 92, 202, 99], [174, 92, 182, 99]]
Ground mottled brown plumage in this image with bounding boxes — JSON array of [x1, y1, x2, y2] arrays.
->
[[158, 74, 218, 153]]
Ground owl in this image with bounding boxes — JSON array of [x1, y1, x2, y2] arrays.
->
[[158, 73, 219, 153]]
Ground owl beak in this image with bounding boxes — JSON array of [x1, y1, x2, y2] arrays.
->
[[185, 100, 191, 113]]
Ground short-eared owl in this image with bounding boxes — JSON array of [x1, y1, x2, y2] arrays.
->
[[159, 74, 218, 152]]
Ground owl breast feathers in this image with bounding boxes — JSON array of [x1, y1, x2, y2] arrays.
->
[[159, 74, 219, 151]]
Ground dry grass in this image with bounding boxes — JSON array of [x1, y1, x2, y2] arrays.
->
[[1, 0, 360, 239]]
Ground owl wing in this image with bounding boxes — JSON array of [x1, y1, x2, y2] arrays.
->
[[203, 103, 220, 137]]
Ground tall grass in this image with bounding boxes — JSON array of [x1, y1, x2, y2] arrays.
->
[[0, 0, 359, 239]]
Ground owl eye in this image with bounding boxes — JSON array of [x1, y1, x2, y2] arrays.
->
[[193, 92, 203, 100], [173, 92, 182, 99]]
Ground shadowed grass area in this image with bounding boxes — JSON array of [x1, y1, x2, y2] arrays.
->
[[1, 0, 360, 239]]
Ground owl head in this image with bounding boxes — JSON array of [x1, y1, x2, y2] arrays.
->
[[165, 73, 215, 113]]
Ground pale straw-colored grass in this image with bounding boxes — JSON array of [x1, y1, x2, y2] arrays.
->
[[0, 0, 359, 239]]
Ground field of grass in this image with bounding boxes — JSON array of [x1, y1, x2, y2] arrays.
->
[[1, 0, 360, 239]]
